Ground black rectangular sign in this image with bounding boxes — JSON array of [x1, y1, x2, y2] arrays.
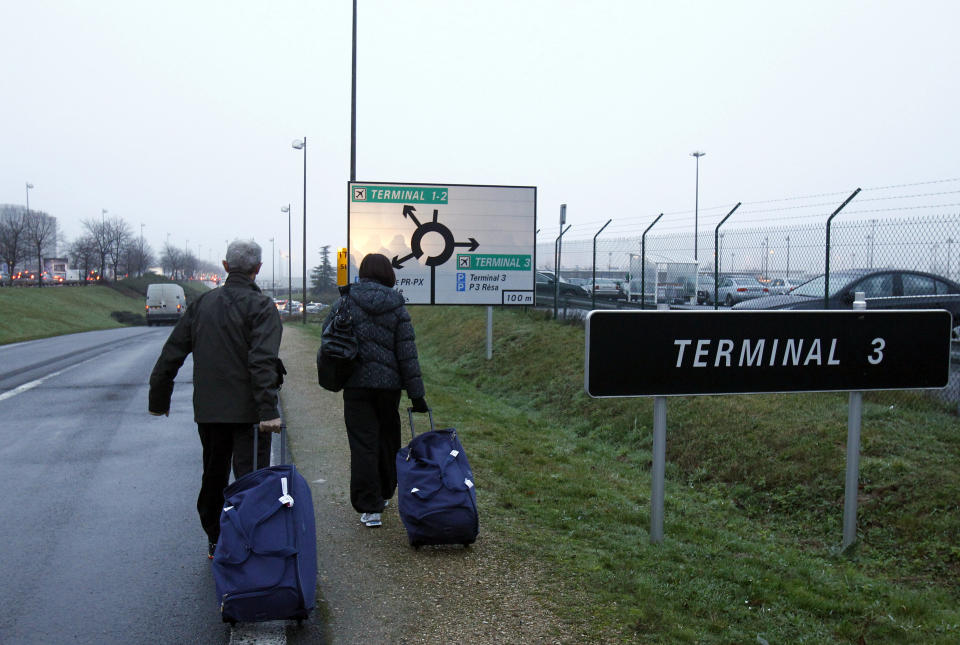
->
[[585, 310, 952, 397]]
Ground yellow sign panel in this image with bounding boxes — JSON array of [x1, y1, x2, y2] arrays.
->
[[337, 248, 348, 286]]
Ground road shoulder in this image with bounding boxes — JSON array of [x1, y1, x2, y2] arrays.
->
[[278, 323, 567, 644]]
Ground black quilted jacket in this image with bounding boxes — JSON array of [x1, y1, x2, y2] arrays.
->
[[327, 279, 425, 399]]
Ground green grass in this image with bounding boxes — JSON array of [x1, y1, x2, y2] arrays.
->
[[303, 306, 960, 642], [0, 277, 209, 344]]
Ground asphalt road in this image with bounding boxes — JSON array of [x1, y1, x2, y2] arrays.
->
[[0, 327, 280, 644]]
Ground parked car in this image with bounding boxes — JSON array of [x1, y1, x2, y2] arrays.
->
[[305, 302, 327, 313], [696, 275, 716, 305], [732, 269, 960, 320], [535, 271, 589, 300], [716, 275, 769, 306], [590, 278, 626, 300], [765, 278, 798, 295]]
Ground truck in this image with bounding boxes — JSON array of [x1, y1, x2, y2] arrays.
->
[[626, 255, 698, 306]]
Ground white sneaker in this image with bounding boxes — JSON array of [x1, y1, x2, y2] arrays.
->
[[360, 512, 382, 527]]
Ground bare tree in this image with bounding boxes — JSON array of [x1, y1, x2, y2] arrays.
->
[[69, 235, 99, 284], [82, 218, 111, 280], [0, 205, 28, 285], [123, 235, 154, 277], [161, 243, 184, 280], [22, 211, 57, 288], [182, 251, 199, 280], [106, 216, 132, 280]]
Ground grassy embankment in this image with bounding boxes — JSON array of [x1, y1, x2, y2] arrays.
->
[[0, 275, 208, 345], [304, 306, 960, 643]]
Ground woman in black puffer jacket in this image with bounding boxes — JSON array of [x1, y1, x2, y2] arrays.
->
[[327, 253, 428, 527]]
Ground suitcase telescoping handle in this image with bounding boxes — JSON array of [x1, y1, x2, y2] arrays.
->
[[253, 423, 287, 471], [407, 407, 434, 440]]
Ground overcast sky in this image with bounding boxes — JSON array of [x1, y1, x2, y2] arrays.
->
[[2, 0, 958, 278]]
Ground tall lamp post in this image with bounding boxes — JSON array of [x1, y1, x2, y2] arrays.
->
[[270, 237, 275, 295], [785, 235, 791, 280], [292, 138, 307, 323], [25, 183, 34, 283], [948, 238, 954, 281], [281, 204, 292, 316], [690, 151, 706, 264]]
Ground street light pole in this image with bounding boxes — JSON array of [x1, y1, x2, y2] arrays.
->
[[948, 238, 954, 281], [270, 237, 275, 295], [764, 236, 769, 279], [785, 235, 791, 280], [281, 204, 292, 316], [292, 137, 307, 323], [351, 0, 357, 183], [690, 151, 705, 264], [25, 182, 33, 214]]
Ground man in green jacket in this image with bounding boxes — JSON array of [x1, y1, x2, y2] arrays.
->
[[149, 239, 284, 558]]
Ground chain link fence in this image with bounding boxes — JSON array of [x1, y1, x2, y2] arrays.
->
[[537, 209, 960, 408]]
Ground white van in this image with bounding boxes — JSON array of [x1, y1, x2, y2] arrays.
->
[[145, 283, 187, 326]]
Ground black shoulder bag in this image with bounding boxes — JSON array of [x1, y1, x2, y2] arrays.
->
[[316, 295, 360, 392]]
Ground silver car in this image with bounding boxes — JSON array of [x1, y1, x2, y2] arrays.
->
[[765, 278, 797, 295], [716, 275, 768, 306]]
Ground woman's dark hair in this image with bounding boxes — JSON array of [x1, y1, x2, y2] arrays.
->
[[358, 253, 396, 288]]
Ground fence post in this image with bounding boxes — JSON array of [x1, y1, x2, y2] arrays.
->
[[824, 188, 862, 308], [554, 224, 571, 319], [641, 214, 664, 310], [713, 202, 742, 310], [592, 219, 612, 310]]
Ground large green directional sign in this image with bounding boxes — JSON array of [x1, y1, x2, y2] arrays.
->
[[348, 182, 537, 305]]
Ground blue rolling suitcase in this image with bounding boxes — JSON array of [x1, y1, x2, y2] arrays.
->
[[396, 409, 479, 548], [211, 426, 317, 624]]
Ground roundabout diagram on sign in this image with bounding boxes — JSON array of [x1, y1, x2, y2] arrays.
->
[[392, 205, 479, 269]]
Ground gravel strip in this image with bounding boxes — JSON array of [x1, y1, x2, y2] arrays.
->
[[278, 325, 575, 644]]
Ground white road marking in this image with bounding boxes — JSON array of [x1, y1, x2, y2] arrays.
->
[[228, 621, 286, 644], [0, 354, 100, 402]]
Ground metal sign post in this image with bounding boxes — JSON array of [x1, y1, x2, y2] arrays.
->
[[486, 306, 493, 360], [843, 390, 863, 549], [650, 396, 667, 543], [842, 292, 867, 549]]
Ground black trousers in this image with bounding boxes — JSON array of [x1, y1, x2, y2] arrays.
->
[[196, 423, 272, 543], [343, 388, 402, 514]]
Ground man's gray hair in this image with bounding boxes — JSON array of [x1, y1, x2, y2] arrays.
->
[[225, 239, 262, 274]]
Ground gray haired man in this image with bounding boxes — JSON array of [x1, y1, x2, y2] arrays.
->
[[149, 239, 285, 558]]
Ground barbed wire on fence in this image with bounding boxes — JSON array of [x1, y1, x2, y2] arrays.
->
[[538, 213, 960, 284], [537, 177, 960, 243]]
